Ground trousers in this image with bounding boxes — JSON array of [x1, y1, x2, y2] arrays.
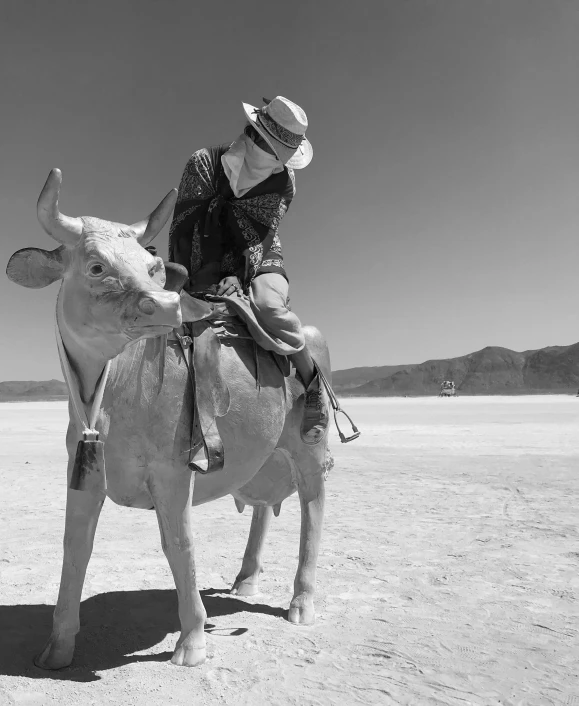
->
[[250, 273, 305, 352]]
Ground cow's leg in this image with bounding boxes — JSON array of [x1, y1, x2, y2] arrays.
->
[[231, 505, 273, 596], [150, 471, 206, 667], [288, 448, 325, 626], [35, 487, 105, 669]]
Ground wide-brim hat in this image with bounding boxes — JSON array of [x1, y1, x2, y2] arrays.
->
[[243, 96, 313, 169]]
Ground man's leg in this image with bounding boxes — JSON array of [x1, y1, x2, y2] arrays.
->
[[290, 347, 316, 388], [251, 274, 329, 445], [250, 273, 304, 349]]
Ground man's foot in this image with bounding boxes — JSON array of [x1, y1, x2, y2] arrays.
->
[[301, 377, 329, 445]]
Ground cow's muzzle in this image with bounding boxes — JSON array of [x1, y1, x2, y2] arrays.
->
[[127, 290, 182, 335]]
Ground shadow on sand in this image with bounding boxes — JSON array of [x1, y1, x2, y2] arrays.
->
[[0, 588, 287, 682]]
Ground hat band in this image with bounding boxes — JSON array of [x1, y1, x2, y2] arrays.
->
[[255, 109, 304, 149]]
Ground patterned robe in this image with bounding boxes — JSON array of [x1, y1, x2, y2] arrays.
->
[[168, 144, 295, 290]]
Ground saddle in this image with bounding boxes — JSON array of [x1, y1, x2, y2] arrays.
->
[[162, 263, 360, 475], [163, 263, 293, 475]]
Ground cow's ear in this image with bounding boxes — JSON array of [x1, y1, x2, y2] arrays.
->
[[6, 247, 66, 288]]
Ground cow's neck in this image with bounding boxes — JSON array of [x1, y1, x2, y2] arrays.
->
[[56, 291, 125, 406]]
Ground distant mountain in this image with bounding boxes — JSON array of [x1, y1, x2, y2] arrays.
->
[[0, 380, 68, 401], [4, 342, 579, 400], [332, 364, 416, 391], [333, 343, 579, 396]]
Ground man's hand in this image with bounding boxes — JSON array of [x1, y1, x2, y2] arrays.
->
[[217, 276, 242, 296]]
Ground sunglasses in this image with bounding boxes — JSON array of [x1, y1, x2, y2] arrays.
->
[[245, 125, 277, 157]]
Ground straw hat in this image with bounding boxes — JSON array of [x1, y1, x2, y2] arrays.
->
[[242, 96, 313, 169]]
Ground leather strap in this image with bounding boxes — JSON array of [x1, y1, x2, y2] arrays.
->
[[175, 322, 230, 474]]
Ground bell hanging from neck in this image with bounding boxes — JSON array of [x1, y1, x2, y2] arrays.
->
[[69, 430, 107, 494]]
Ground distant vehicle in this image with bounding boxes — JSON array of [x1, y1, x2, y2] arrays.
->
[[439, 380, 457, 397]]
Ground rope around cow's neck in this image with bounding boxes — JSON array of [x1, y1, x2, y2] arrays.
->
[[55, 313, 110, 440]]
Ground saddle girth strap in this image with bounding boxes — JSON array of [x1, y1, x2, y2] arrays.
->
[[175, 322, 231, 474], [191, 321, 231, 473]]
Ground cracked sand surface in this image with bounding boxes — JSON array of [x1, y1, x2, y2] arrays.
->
[[0, 397, 578, 705]]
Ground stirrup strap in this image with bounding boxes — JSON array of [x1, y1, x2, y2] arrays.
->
[[313, 363, 361, 444]]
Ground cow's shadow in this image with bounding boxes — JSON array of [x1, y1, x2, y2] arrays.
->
[[0, 588, 286, 682]]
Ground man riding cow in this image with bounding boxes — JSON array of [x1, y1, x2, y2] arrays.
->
[[168, 96, 328, 445]]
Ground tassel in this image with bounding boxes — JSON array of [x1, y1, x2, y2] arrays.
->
[[69, 434, 107, 494]]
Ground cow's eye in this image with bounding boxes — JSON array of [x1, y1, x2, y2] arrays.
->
[[88, 263, 105, 277]]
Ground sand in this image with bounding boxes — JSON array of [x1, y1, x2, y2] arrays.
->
[[0, 397, 578, 705]]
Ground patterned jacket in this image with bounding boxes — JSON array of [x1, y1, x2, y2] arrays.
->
[[168, 144, 295, 290]]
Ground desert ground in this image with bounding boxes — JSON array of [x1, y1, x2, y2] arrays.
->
[[0, 396, 578, 706]]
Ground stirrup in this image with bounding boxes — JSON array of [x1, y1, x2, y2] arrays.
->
[[333, 408, 361, 443], [311, 362, 361, 444]]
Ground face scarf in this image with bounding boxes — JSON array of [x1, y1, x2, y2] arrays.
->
[[221, 132, 284, 198]]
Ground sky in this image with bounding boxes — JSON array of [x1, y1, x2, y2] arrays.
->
[[1, 0, 578, 379]]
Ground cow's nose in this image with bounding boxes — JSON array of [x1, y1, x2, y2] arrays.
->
[[138, 296, 157, 316]]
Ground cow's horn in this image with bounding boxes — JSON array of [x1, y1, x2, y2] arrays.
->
[[131, 188, 178, 246], [37, 169, 83, 246]]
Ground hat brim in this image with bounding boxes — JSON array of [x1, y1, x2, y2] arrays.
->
[[243, 102, 313, 170]]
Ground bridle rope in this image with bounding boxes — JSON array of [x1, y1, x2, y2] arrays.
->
[[55, 313, 111, 440]]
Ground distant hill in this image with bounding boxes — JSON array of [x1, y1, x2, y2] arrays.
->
[[0, 380, 68, 401], [4, 342, 579, 400], [332, 365, 416, 391], [333, 343, 579, 396]]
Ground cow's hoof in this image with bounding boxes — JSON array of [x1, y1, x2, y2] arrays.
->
[[171, 641, 206, 667], [34, 637, 75, 670], [231, 577, 260, 596], [231, 566, 262, 596], [288, 593, 315, 625]]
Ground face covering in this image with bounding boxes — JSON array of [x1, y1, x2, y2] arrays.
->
[[221, 132, 284, 197]]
